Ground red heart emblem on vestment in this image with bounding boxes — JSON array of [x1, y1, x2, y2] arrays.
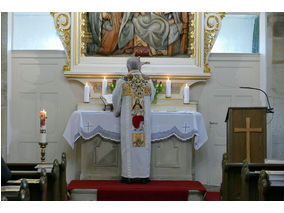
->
[[132, 115, 144, 129]]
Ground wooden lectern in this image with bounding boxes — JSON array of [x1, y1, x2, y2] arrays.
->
[[225, 107, 267, 163]]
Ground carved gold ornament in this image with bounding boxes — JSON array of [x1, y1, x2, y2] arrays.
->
[[204, 12, 226, 73], [79, 12, 92, 57], [50, 12, 71, 71], [189, 12, 196, 59]]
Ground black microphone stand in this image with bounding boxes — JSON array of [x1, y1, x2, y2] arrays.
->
[[239, 86, 274, 113]]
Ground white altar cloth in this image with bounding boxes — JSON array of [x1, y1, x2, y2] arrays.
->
[[63, 111, 208, 150]]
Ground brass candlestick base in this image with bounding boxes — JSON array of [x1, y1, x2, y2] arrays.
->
[[39, 142, 48, 163]]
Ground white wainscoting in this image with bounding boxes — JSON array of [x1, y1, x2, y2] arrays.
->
[[196, 53, 262, 185], [8, 50, 83, 174]]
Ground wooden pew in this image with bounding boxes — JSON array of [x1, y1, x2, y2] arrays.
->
[[60, 152, 67, 201], [1, 179, 30, 201], [258, 170, 284, 201], [36, 153, 67, 201], [51, 159, 60, 200], [7, 161, 55, 200], [7, 163, 38, 171], [241, 162, 284, 200], [221, 153, 284, 201], [6, 168, 48, 201], [34, 158, 63, 200], [6, 152, 67, 201], [221, 153, 243, 200]]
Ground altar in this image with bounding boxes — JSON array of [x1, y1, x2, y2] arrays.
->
[[64, 110, 208, 180]]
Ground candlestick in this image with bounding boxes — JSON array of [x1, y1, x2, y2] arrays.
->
[[84, 82, 90, 103], [166, 78, 171, 98], [184, 83, 190, 104], [39, 109, 47, 163], [102, 77, 108, 96], [38, 142, 48, 163], [40, 110, 47, 143]]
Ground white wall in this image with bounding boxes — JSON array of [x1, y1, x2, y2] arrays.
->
[[1, 12, 8, 160], [267, 13, 284, 160], [194, 53, 261, 185], [8, 50, 83, 182], [8, 51, 261, 185]]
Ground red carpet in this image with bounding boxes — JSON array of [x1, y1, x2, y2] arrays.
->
[[204, 192, 220, 201], [68, 180, 207, 201]]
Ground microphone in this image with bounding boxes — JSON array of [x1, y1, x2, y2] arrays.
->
[[239, 86, 274, 113]]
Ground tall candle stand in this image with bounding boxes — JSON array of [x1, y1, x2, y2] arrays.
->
[[39, 109, 47, 164], [39, 142, 48, 163]]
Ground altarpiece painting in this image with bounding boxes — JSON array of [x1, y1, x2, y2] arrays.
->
[[82, 12, 193, 58]]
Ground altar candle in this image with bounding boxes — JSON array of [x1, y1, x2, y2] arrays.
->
[[102, 77, 107, 96], [166, 78, 171, 98], [184, 83, 190, 104], [84, 82, 90, 103], [40, 109, 47, 143]]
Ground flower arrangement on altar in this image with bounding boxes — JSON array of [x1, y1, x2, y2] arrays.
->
[[109, 79, 117, 92], [152, 80, 164, 104]]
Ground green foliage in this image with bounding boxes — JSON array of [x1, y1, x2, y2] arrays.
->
[[109, 79, 117, 92], [152, 80, 164, 104]]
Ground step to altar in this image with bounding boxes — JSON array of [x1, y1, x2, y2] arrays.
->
[[68, 180, 207, 201], [70, 189, 98, 201]]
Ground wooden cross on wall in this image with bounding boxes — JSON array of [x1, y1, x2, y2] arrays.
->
[[234, 117, 262, 163]]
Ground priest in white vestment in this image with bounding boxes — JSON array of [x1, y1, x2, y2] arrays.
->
[[112, 57, 155, 184]]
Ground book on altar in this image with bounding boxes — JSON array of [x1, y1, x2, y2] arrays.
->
[[100, 94, 113, 111], [101, 94, 113, 105]]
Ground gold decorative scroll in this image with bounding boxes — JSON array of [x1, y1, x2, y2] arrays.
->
[[204, 12, 226, 73], [189, 12, 196, 59], [80, 12, 92, 57], [50, 12, 71, 71]]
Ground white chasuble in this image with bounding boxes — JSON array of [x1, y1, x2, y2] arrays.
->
[[113, 70, 155, 178]]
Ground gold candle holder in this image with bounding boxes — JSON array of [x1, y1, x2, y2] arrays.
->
[[38, 142, 48, 163]]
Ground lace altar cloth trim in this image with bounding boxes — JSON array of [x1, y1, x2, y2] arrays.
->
[[63, 111, 208, 150]]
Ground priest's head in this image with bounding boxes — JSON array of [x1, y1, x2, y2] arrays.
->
[[127, 56, 141, 72]]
